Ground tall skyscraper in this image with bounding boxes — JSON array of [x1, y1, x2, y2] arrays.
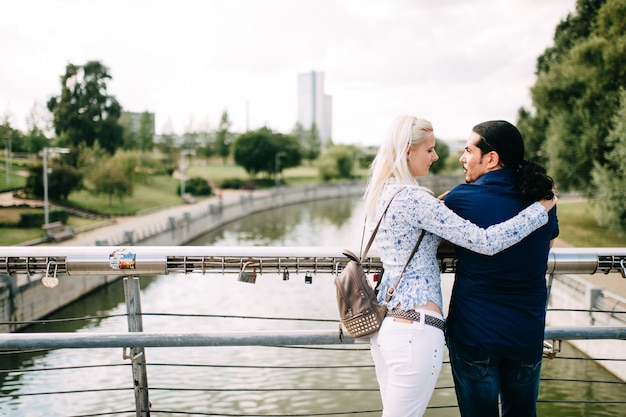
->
[[298, 71, 332, 146]]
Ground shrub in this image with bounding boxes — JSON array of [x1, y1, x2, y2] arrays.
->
[[178, 177, 213, 196], [19, 209, 69, 227]]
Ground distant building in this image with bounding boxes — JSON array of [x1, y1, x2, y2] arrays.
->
[[120, 111, 155, 136], [297, 71, 332, 147], [119, 111, 157, 149]]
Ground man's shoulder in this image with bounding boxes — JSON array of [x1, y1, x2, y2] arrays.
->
[[447, 183, 488, 201], [446, 182, 523, 217]]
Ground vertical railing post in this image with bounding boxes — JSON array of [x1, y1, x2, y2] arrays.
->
[[123, 276, 151, 417]]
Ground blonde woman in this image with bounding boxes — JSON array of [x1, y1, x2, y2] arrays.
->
[[363, 115, 556, 417]]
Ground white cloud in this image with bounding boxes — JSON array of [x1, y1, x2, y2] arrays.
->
[[0, 0, 575, 144]]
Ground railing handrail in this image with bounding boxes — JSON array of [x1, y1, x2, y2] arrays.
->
[[2, 246, 625, 276], [1, 327, 625, 350]]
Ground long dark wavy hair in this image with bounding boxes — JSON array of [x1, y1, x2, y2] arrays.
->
[[473, 120, 555, 205]]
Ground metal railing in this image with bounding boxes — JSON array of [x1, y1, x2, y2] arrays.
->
[[2, 246, 625, 277]]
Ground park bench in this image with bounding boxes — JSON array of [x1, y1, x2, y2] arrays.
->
[[41, 221, 75, 242], [182, 193, 197, 204]]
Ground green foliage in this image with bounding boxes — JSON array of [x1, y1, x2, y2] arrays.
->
[[219, 178, 246, 189], [535, 0, 605, 73], [292, 121, 322, 162], [157, 132, 178, 162], [520, 0, 625, 193], [90, 161, 134, 205], [26, 160, 82, 201], [84, 150, 148, 205], [316, 144, 356, 182], [178, 176, 213, 196], [18, 209, 68, 227], [67, 174, 181, 216], [47, 60, 124, 157], [591, 89, 626, 230], [430, 139, 450, 174], [138, 112, 155, 151], [516, 107, 549, 166], [214, 110, 233, 163], [0, 122, 26, 153], [232, 127, 301, 178]]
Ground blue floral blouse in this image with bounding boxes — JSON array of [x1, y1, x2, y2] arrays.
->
[[372, 180, 548, 312]]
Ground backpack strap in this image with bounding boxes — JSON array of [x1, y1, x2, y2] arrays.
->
[[383, 230, 426, 304], [360, 188, 403, 261]]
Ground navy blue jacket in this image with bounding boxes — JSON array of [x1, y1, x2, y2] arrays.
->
[[444, 169, 559, 362]]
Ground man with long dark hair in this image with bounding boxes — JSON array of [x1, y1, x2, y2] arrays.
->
[[444, 120, 559, 417]]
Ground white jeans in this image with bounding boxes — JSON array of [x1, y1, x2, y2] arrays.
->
[[370, 312, 445, 417]]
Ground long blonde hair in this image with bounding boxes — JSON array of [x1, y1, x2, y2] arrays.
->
[[363, 115, 434, 217]]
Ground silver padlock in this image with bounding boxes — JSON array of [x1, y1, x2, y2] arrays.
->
[[238, 261, 257, 284]]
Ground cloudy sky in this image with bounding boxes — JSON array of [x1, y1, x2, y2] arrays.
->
[[1, 0, 576, 145]]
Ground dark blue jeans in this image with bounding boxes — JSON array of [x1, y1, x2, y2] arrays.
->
[[447, 336, 541, 417]]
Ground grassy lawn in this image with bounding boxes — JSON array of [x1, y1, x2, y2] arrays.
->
[[0, 170, 28, 191], [0, 227, 44, 245], [556, 199, 625, 247], [186, 163, 321, 185], [67, 175, 183, 216]]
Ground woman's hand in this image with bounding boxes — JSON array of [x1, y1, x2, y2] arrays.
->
[[437, 191, 449, 201], [539, 195, 558, 212]]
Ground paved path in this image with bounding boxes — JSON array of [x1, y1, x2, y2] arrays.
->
[[55, 190, 251, 246]]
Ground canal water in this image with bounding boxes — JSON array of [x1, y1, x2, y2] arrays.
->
[[1, 195, 624, 416]]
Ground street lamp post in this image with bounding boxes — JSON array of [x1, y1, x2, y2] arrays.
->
[[5, 133, 11, 188], [180, 150, 195, 199], [43, 147, 70, 226], [275, 152, 286, 188]]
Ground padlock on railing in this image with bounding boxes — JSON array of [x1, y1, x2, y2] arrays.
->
[[238, 261, 257, 284]]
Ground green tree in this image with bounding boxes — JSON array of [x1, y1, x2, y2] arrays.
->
[[302, 122, 322, 163], [522, 0, 625, 192], [90, 161, 134, 205], [47, 60, 124, 157], [591, 89, 626, 230], [177, 176, 212, 197], [316, 144, 356, 182], [232, 127, 300, 178], [26, 160, 82, 201], [430, 139, 450, 174], [516, 107, 549, 167], [119, 114, 138, 150], [156, 131, 178, 172], [215, 110, 233, 164], [0, 121, 25, 156], [138, 112, 155, 152], [86, 151, 142, 205]]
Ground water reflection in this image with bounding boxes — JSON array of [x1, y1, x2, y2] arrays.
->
[[189, 196, 366, 247]]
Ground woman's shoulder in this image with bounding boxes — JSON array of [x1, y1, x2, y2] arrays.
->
[[396, 184, 435, 200]]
